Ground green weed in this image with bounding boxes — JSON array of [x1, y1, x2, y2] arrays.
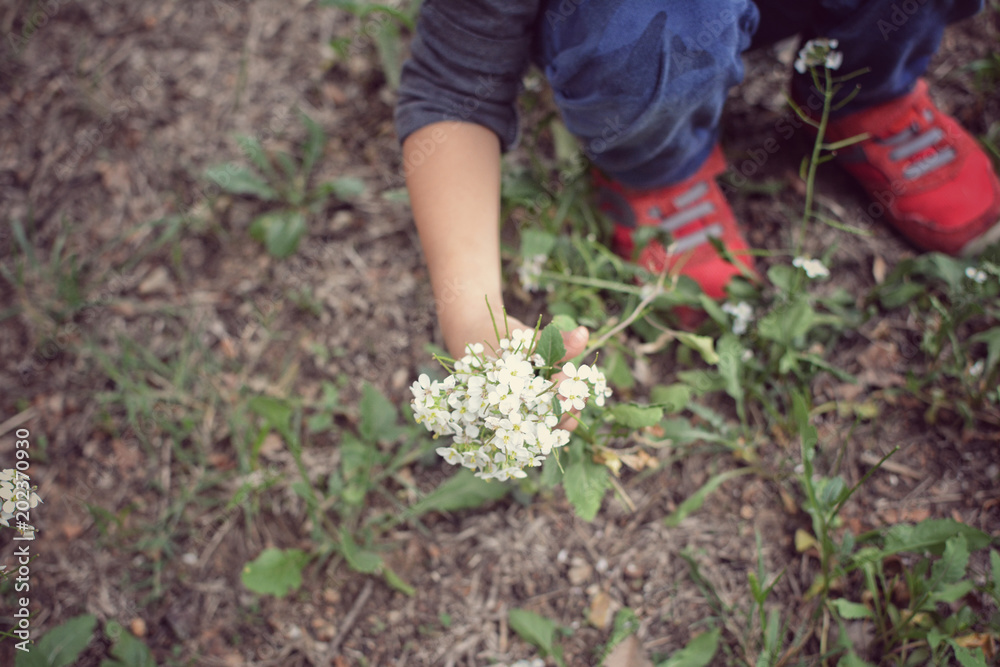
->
[[13, 614, 158, 667], [322, 0, 422, 89], [204, 113, 365, 258]]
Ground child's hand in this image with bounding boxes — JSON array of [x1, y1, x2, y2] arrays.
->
[[449, 316, 590, 431]]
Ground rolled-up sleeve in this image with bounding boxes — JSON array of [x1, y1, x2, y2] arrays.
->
[[395, 0, 541, 152]]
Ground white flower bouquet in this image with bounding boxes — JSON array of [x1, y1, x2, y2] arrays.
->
[[411, 326, 611, 481]]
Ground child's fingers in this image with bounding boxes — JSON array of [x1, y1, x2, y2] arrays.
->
[[560, 326, 589, 362]]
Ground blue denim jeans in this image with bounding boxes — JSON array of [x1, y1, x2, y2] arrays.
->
[[534, 0, 983, 189]]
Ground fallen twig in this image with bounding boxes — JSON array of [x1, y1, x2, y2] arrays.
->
[[330, 579, 374, 655]]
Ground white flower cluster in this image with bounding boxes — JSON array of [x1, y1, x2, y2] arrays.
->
[[794, 38, 843, 74], [1, 469, 42, 536], [965, 266, 988, 285], [722, 301, 754, 335], [793, 256, 830, 279], [518, 253, 551, 293], [411, 330, 611, 481]]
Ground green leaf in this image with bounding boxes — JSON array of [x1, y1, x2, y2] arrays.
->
[[549, 314, 578, 332], [674, 332, 719, 364], [930, 534, 970, 587], [508, 609, 561, 661], [381, 187, 410, 205], [605, 347, 636, 390], [535, 323, 566, 366], [339, 529, 383, 574], [102, 620, 156, 667], [406, 468, 509, 518], [664, 468, 752, 527], [767, 264, 797, 293], [563, 445, 610, 521], [830, 599, 873, 620], [381, 565, 416, 597], [205, 164, 278, 200], [836, 653, 877, 667], [948, 642, 990, 667], [241, 548, 310, 597], [926, 254, 968, 291], [520, 228, 558, 258], [650, 384, 692, 413], [307, 412, 334, 434], [970, 326, 1000, 377], [990, 550, 1000, 599], [16, 614, 97, 667], [758, 297, 816, 345], [249, 210, 307, 258], [881, 519, 990, 556], [300, 113, 326, 177], [275, 151, 298, 186], [359, 382, 399, 443], [716, 334, 743, 402], [928, 580, 975, 604], [698, 293, 730, 327], [540, 452, 564, 489], [603, 608, 641, 656], [878, 281, 925, 309], [657, 627, 720, 667], [676, 369, 726, 395], [236, 135, 276, 179], [248, 396, 294, 435], [340, 434, 375, 506], [325, 176, 366, 200], [373, 19, 402, 88], [607, 404, 663, 429]]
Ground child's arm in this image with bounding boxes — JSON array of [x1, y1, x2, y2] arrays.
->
[[405, 120, 590, 369], [404, 121, 507, 358]]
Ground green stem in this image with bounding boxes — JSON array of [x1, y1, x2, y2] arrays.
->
[[581, 269, 670, 359], [538, 270, 645, 295], [797, 66, 834, 259]]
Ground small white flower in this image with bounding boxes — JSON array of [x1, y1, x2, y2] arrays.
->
[[969, 359, 985, 378], [721, 301, 754, 335], [793, 256, 830, 279], [411, 330, 611, 480], [558, 378, 589, 412], [518, 253, 549, 293], [965, 267, 988, 284], [794, 38, 842, 74], [436, 447, 463, 465]]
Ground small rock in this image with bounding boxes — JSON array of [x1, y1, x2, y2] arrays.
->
[[138, 266, 173, 295], [129, 618, 147, 638], [587, 591, 615, 630], [568, 557, 592, 585]]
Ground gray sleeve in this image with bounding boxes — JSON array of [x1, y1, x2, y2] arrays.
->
[[395, 0, 541, 152]]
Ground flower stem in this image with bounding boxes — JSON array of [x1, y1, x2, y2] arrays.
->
[[581, 270, 670, 360], [797, 67, 834, 258]]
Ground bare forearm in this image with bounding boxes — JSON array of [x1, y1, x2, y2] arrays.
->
[[404, 122, 505, 357]]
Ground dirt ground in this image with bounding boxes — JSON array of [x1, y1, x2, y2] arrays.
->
[[1, 1, 999, 666]]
